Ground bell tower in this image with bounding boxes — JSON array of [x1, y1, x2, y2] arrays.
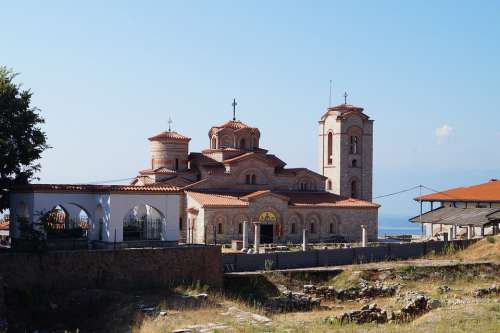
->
[[318, 99, 373, 201]]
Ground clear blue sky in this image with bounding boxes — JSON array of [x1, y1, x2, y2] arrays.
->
[[3, 1, 500, 220]]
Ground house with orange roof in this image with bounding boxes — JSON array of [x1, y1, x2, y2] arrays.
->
[[410, 179, 500, 240]]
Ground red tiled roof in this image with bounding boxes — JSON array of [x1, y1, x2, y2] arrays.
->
[[276, 168, 327, 179], [139, 167, 177, 175], [415, 179, 500, 202], [223, 152, 286, 167], [187, 191, 249, 208], [327, 103, 364, 112], [215, 120, 250, 130], [148, 131, 191, 142], [187, 190, 379, 208], [240, 190, 290, 202], [14, 183, 181, 193]]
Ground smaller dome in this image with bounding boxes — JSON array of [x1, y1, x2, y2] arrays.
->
[[148, 130, 191, 142]]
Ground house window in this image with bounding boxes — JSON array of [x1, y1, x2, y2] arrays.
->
[[291, 223, 296, 234], [350, 136, 359, 154], [217, 223, 223, 234], [327, 132, 333, 165]]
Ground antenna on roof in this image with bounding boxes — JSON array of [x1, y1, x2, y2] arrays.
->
[[168, 116, 172, 132], [329, 80, 333, 107]]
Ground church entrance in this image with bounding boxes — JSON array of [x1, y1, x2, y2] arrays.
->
[[260, 224, 273, 244]]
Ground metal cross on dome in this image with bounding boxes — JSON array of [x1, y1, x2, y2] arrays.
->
[[344, 92, 348, 104], [232, 98, 237, 121], [168, 117, 173, 131]]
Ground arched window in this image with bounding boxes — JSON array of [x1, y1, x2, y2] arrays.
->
[[252, 137, 258, 150], [211, 137, 217, 149], [351, 159, 357, 168], [251, 174, 256, 184], [179, 217, 183, 231], [291, 223, 296, 234], [238, 223, 243, 234], [240, 138, 246, 149], [217, 222, 223, 234], [350, 136, 359, 154], [327, 132, 333, 164], [245, 174, 251, 184], [175, 158, 179, 170], [351, 180, 358, 198], [327, 180, 332, 190], [310, 222, 316, 234]]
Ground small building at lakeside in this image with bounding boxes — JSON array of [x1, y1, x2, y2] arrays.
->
[[411, 179, 500, 239]]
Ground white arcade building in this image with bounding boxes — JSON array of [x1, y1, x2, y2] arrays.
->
[[9, 183, 181, 246]]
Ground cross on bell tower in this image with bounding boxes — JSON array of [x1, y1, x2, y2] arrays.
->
[[232, 98, 237, 121], [343, 92, 348, 104]]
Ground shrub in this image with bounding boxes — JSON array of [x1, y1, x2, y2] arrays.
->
[[486, 236, 496, 244]]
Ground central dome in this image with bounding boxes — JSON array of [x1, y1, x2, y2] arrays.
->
[[208, 119, 260, 150]]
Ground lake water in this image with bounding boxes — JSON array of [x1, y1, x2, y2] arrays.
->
[[378, 215, 422, 236]]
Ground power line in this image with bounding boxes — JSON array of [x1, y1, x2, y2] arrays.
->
[[373, 185, 421, 199], [79, 177, 136, 185]]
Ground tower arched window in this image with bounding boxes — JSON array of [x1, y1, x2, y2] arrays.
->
[[245, 174, 251, 185], [351, 159, 357, 168], [327, 180, 332, 190], [351, 180, 358, 199], [327, 132, 333, 165], [350, 136, 359, 154], [175, 158, 179, 170], [211, 137, 217, 149], [217, 222, 223, 234], [240, 138, 246, 149], [251, 174, 256, 185]]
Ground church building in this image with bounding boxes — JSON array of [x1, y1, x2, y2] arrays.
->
[[132, 100, 379, 244]]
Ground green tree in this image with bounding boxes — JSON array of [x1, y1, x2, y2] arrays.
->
[[0, 66, 48, 210]]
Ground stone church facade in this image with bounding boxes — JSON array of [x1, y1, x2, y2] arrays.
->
[[132, 102, 379, 244]]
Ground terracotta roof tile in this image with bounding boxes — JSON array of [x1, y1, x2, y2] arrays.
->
[[148, 131, 191, 141], [187, 191, 248, 208], [187, 190, 379, 208], [0, 222, 9, 231], [215, 120, 250, 130], [416, 179, 500, 202], [14, 183, 181, 193]]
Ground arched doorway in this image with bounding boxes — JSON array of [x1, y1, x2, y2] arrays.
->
[[123, 204, 164, 241], [258, 211, 278, 244], [41, 204, 89, 239]]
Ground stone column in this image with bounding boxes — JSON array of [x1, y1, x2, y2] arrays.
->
[[448, 225, 454, 241], [467, 225, 472, 240], [302, 227, 307, 251], [361, 225, 368, 247], [481, 226, 485, 237], [242, 220, 248, 251], [254, 222, 260, 253]]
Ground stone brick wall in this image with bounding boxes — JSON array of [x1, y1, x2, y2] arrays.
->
[[0, 246, 222, 293]]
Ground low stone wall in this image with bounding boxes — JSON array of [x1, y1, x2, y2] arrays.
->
[[223, 240, 476, 272], [0, 245, 223, 293]]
